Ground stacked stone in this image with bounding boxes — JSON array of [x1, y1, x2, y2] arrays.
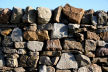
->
[[0, 4, 107, 72]]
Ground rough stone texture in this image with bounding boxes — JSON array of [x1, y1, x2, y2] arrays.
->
[[68, 23, 80, 30], [0, 53, 4, 67], [22, 6, 36, 23], [23, 31, 38, 41], [51, 57, 59, 65], [51, 23, 68, 38], [41, 51, 61, 56], [38, 23, 53, 30], [17, 49, 26, 54], [3, 47, 17, 54], [39, 56, 52, 65], [15, 42, 26, 48], [47, 66, 55, 72], [85, 40, 96, 52], [46, 39, 62, 51], [85, 52, 95, 58], [56, 53, 78, 69], [102, 66, 108, 72], [11, 28, 23, 42], [100, 31, 108, 42], [53, 6, 62, 22], [87, 31, 100, 41], [0, 8, 11, 23], [39, 65, 47, 72], [11, 7, 23, 23], [1, 28, 12, 36], [4, 54, 19, 59], [2, 36, 13, 47], [27, 41, 43, 51], [75, 54, 91, 67], [96, 48, 108, 56], [37, 7, 52, 24], [97, 40, 106, 47], [56, 70, 71, 72], [37, 30, 50, 41], [63, 4, 84, 24], [64, 38, 83, 51], [14, 67, 25, 72]]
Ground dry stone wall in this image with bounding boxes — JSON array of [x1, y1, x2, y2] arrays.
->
[[0, 3, 108, 72]]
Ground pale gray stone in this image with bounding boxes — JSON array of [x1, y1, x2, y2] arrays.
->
[[38, 23, 53, 30], [14, 67, 25, 72], [39, 65, 47, 72], [37, 7, 52, 24], [11, 28, 23, 42], [27, 41, 43, 51], [15, 42, 26, 48], [17, 49, 26, 54], [24, 23, 37, 31], [97, 40, 106, 47], [51, 23, 68, 38], [56, 53, 78, 69], [68, 23, 80, 29], [47, 66, 55, 72], [3, 47, 17, 54]]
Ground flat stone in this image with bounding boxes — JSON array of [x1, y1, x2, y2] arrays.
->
[[22, 6, 36, 23], [0, 8, 11, 23], [46, 39, 62, 51], [53, 6, 62, 22], [37, 7, 52, 24], [51, 57, 60, 65], [11, 7, 24, 23], [39, 56, 52, 65], [86, 31, 100, 40], [81, 9, 94, 24], [56, 53, 78, 69], [27, 41, 44, 51], [64, 38, 83, 51], [56, 70, 71, 72], [17, 49, 26, 54], [85, 52, 95, 58], [51, 23, 68, 39], [100, 31, 108, 42], [39, 65, 47, 72], [6, 58, 18, 67], [23, 31, 38, 41], [37, 30, 50, 41], [14, 67, 25, 72], [96, 48, 108, 56], [3, 47, 17, 54], [68, 23, 80, 30], [85, 40, 96, 52], [11, 28, 23, 42], [75, 54, 91, 67], [15, 42, 26, 48], [38, 23, 53, 30], [2, 36, 13, 47], [40, 51, 61, 56], [1, 28, 12, 36], [97, 40, 106, 47], [63, 4, 84, 24], [4, 54, 19, 59]]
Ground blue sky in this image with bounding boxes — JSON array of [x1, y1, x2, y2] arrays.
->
[[0, 0, 108, 11]]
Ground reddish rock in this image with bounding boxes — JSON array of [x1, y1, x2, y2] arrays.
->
[[100, 31, 108, 42], [63, 4, 84, 24], [0, 8, 11, 23], [87, 31, 100, 40], [46, 39, 62, 51]]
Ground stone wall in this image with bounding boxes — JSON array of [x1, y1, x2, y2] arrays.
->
[[0, 4, 108, 72]]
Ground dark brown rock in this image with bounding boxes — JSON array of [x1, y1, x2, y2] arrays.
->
[[46, 39, 62, 51], [63, 4, 84, 24], [100, 31, 108, 42], [96, 48, 108, 56], [40, 51, 61, 56]]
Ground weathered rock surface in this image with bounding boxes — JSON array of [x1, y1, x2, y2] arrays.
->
[[96, 48, 108, 56], [39, 65, 47, 72], [3, 47, 17, 54], [63, 4, 84, 24], [37, 7, 52, 24], [1, 28, 12, 36], [46, 39, 62, 51], [17, 49, 26, 54], [14, 67, 25, 72], [51, 23, 68, 38], [100, 31, 108, 42], [97, 40, 106, 47], [51, 57, 59, 65], [27, 41, 43, 51], [41, 51, 61, 56], [47, 66, 55, 72], [56, 53, 78, 69], [56, 70, 71, 72], [15, 42, 26, 48]]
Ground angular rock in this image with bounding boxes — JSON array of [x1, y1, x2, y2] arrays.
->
[[40, 51, 61, 56], [56, 70, 71, 72], [53, 6, 62, 22], [27, 41, 43, 51], [17, 49, 26, 54], [96, 48, 108, 56], [64, 38, 83, 51], [100, 31, 108, 42], [2, 36, 13, 47], [22, 6, 36, 23], [37, 30, 50, 41], [74, 33, 84, 42], [39, 56, 52, 65], [75, 54, 91, 67], [37, 7, 52, 24], [11, 7, 23, 23], [1, 28, 12, 36], [91, 15, 98, 25], [6, 58, 18, 67], [51, 57, 60, 65], [81, 9, 94, 24], [0, 8, 11, 23], [23, 31, 38, 41], [38, 23, 53, 30], [68, 23, 80, 30], [15, 42, 26, 48], [56, 53, 78, 69], [86, 31, 100, 40], [4, 54, 19, 59], [14, 67, 25, 72], [3, 47, 17, 54], [51, 23, 68, 38], [39, 65, 47, 72], [47, 66, 55, 72], [85, 40, 96, 52], [46, 39, 62, 51], [11, 28, 23, 42], [63, 4, 84, 24], [85, 52, 95, 58], [97, 40, 106, 47]]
